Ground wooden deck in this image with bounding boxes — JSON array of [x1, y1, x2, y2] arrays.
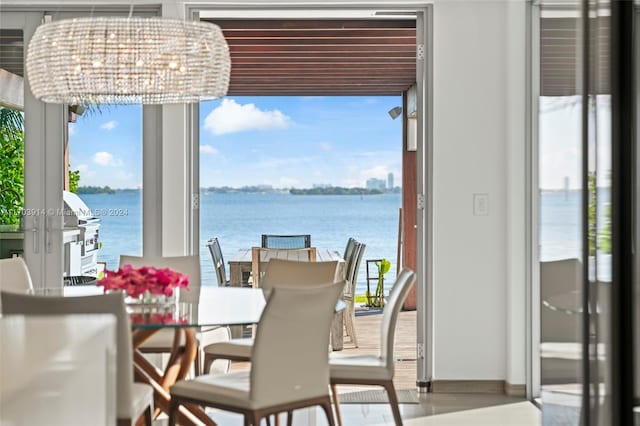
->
[[343, 309, 418, 390], [229, 309, 418, 390]]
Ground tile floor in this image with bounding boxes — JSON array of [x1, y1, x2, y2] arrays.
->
[[155, 393, 540, 425]]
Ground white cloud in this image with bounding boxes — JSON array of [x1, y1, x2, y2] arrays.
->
[[203, 99, 292, 135], [75, 163, 96, 178], [319, 142, 332, 151], [361, 165, 390, 180], [278, 177, 299, 187], [255, 156, 313, 170], [68, 124, 76, 136], [116, 171, 134, 181], [100, 120, 118, 131], [92, 151, 122, 167], [200, 144, 219, 155]]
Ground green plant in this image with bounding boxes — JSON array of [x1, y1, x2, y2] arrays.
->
[[0, 107, 25, 225], [587, 172, 612, 255], [368, 258, 391, 307], [69, 168, 80, 193]]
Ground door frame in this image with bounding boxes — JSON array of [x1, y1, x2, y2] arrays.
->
[[186, 1, 434, 389]]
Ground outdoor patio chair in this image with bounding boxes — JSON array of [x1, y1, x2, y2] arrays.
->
[[119, 255, 231, 376], [0, 257, 33, 313], [206, 237, 229, 287], [261, 234, 311, 249], [342, 237, 357, 261], [342, 241, 366, 348], [201, 259, 341, 373], [329, 268, 416, 426], [1, 291, 154, 426], [169, 282, 343, 426]]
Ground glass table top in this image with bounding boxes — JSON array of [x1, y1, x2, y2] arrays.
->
[[28, 286, 344, 329]]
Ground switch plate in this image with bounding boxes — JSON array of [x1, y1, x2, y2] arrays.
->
[[473, 193, 489, 216]]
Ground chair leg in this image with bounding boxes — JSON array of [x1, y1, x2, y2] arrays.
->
[[320, 398, 337, 426], [168, 398, 180, 426], [348, 309, 358, 348], [343, 305, 358, 348], [250, 411, 262, 426], [194, 349, 201, 376], [330, 384, 343, 426], [203, 353, 213, 375], [382, 381, 403, 426], [286, 410, 293, 426]]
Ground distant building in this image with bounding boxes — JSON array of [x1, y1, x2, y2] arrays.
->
[[387, 173, 394, 190], [366, 178, 386, 191]]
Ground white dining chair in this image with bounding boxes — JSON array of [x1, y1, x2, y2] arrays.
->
[[0, 257, 34, 314], [1, 291, 154, 426], [201, 259, 340, 373], [119, 254, 231, 375], [169, 281, 344, 426], [329, 268, 416, 426]]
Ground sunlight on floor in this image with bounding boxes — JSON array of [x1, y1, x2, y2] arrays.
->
[[374, 402, 541, 426]]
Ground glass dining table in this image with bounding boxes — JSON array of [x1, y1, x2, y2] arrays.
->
[[34, 286, 267, 426], [33, 285, 345, 425]]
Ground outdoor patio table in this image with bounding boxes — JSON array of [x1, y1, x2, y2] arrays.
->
[[227, 248, 347, 350], [227, 247, 343, 286]]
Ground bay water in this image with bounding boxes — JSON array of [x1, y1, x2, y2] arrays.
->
[[81, 189, 600, 294], [81, 191, 402, 295]]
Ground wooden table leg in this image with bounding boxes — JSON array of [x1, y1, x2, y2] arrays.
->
[[132, 328, 216, 426]]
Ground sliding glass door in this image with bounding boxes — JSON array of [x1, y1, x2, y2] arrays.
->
[[535, 1, 636, 424]]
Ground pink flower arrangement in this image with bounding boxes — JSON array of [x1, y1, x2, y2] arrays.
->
[[98, 264, 189, 298]]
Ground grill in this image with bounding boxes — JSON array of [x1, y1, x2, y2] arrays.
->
[[63, 191, 101, 277]]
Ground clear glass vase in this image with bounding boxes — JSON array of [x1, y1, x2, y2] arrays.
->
[[140, 288, 178, 308]]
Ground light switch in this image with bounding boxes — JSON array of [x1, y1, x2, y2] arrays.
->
[[473, 193, 489, 216]]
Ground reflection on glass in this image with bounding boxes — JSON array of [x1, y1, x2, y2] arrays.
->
[[538, 3, 584, 424], [0, 29, 25, 259]]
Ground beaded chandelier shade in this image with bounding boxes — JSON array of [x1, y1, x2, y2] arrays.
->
[[26, 17, 230, 105]]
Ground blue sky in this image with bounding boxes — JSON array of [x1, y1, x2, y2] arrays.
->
[[69, 96, 403, 189]]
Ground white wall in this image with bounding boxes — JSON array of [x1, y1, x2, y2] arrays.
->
[[3, 0, 530, 386], [505, 0, 527, 387], [432, 0, 513, 381]]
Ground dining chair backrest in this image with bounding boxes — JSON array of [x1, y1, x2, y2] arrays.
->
[[250, 247, 317, 288], [119, 255, 201, 304], [261, 234, 311, 249], [345, 242, 366, 295], [206, 238, 227, 287], [1, 291, 133, 419], [0, 257, 33, 293], [250, 281, 344, 408], [342, 237, 357, 262], [379, 268, 416, 373], [260, 259, 340, 292]]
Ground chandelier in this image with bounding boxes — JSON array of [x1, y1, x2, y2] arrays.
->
[[26, 17, 230, 105]]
